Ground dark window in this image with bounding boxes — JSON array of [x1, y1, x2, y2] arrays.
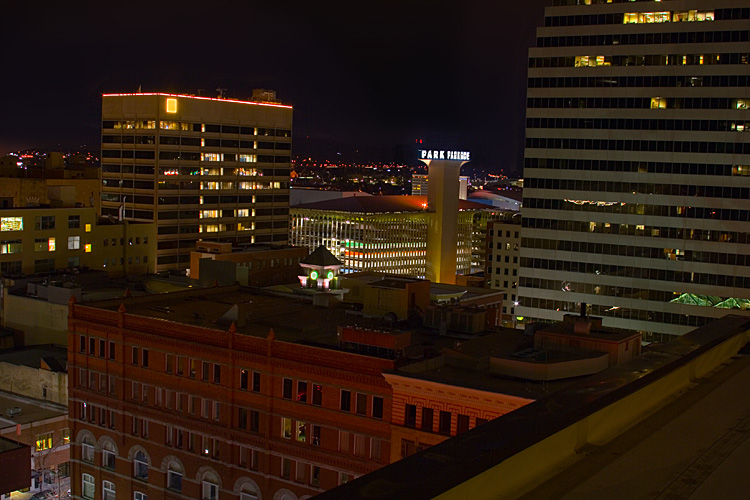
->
[[202, 361, 209, 382], [89, 338, 95, 355], [109, 342, 115, 360], [312, 384, 322, 406], [238, 408, 247, 429], [250, 410, 259, 432], [99, 340, 105, 358], [252, 372, 261, 392], [297, 381, 307, 403], [79, 336, 86, 353], [213, 363, 221, 384], [372, 396, 383, 419], [356, 393, 367, 415], [421, 407, 434, 431], [439, 411, 452, 435], [240, 369, 248, 390], [142, 349, 148, 368], [132, 347, 138, 366], [282, 378, 292, 399], [457, 414, 470, 434], [340, 390, 351, 411], [404, 404, 417, 428]]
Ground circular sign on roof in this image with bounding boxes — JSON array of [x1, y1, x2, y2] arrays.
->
[[326, 270, 334, 280], [310, 270, 319, 280]]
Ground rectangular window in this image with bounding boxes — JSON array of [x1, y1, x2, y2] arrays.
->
[[0, 216, 23, 231], [0, 239, 22, 254], [372, 396, 383, 419], [297, 381, 307, 403], [354, 434, 367, 457], [439, 410, 452, 435], [250, 410, 259, 432], [457, 414, 470, 434], [202, 361, 209, 381], [296, 421, 306, 443], [405, 404, 417, 428], [339, 431, 350, 453], [35, 215, 55, 230], [311, 465, 320, 487], [238, 408, 247, 429], [282, 378, 292, 399], [166, 354, 173, 373], [142, 349, 149, 367], [281, 458, 291, 479], [282, 417, 292, 439], [356, 392, 367, 415], [68, 236, 80, 250], [312, 384, 322, 406], [340, 390, 351, 411], [82, 474, 94, 499], [213, 363, 221, 384], [252, 371, 261, 392], [240, 369, 248, 390], [35, 432, 53, 451], [177, 356, 184, 375], [189, 359, 197, 378], [79, 336, 86, 353], [421, 407, 434, 432], [109, 341, 115, 360], [132, 347, 138, 366], [371, 438, 382, 461], [311, 424, 321, 446]]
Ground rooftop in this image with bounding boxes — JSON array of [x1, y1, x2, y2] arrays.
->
[[294, 195, 490, 213], [0, 345, 67, 372], [102, 92, 292, 109], [0, 391, 67, 430]]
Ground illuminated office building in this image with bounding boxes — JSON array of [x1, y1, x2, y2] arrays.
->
[[290, 196, 490, 278], [518, 1, 750, 340], [101, 93, 292, 271]]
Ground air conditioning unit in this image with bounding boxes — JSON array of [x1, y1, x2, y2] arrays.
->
[[6, 407, 22, 418]]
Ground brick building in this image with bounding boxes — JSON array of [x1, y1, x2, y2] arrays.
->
[[67, 285, 394, 500]]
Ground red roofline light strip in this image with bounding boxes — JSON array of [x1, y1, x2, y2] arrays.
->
[[102, 93, 292, 109]]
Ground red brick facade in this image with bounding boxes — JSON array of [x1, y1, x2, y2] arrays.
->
[[68, 302, 394, 500]]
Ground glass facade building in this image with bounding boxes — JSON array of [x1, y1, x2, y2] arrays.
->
[[518, 1, 750, 340]]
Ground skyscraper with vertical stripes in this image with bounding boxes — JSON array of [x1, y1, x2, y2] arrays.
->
[[518, 1, 750, 341]]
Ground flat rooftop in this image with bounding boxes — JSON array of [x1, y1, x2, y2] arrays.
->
[[0, 391, 67, 431], [395, 329, 584, 400], [0, 345, 66, 372]]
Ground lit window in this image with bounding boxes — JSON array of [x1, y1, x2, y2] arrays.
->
[[62, 428, 70, 444], [651, 97, 667, 109], [68, 236, 80, 250], [85, 243, 92, 253], [85, 223, 91, 232], [282, 417, 292, 439], [166, 98, 178, 113], [1, 240, 22, 254], [0, 217, 23, 231], [201, 153, 223, 162], [36, 432, 53, 451]]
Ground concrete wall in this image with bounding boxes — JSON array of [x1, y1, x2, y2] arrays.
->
[[0, 362, 67, 405], [490, 353, 609, 381], [3, 295, 68, 345]]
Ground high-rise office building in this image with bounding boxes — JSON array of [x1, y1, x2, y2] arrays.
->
[[101, 93, 293, 271], [518, 2, 750, 340]]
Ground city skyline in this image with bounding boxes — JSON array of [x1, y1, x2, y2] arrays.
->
[[0, 0, 549, 174]]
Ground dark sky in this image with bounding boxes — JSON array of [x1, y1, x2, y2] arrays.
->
[[0, 1, 549, 175]]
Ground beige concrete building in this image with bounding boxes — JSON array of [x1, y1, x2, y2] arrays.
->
[[486, 217, 522, 326], [101, 93, 293, 271], [0, 206, 155, 279]]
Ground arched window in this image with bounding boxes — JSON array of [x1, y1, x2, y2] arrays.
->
[[240, 483, 259, 500], [81, 435, 94, 463], [103, 480, 115, 500], [202, 471, 219, 500], [81, 473, 94, 500], [134, 450, 149, 480], [102, 441, 116, 470], [167, 462, 183, 492]]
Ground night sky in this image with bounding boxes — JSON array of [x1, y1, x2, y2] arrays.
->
[[0, 1, 549, 175]]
